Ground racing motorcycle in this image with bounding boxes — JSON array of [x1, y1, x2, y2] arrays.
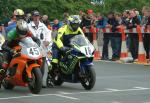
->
[[0, 34, 6, 81], [1, 37, 43, 94], [46, 35, 96, 90]]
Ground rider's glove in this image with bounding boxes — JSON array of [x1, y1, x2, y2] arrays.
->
[[10, 49, 16, 55], [60, 47, 70, 54], [10, 49, 20, 57]]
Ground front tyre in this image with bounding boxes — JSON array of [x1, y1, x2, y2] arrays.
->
[[80, 66, 96, 90], [53, 75, 63, 86], [46, 71, 63, 86], [28, 68, 42, 94], [2, 79, 15, 90]]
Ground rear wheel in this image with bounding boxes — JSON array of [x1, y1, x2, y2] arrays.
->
[[28, 68, 42, 94], [80, 65, 96, 90]]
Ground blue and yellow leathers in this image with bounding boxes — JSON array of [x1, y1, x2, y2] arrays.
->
[[52, 25, 84, 64]]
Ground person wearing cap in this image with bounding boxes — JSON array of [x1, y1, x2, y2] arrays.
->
[[28, 10, 52, 88], [5, 9, 25, 33], [80, 9, 95, 43]]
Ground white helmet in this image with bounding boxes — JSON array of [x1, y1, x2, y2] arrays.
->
[[16, 19, 28, 35], [67, 15, 81, 31]]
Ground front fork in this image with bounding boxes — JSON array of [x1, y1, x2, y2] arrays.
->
[[46, 57, 52, 71], [79, 61, 93, 76], [0, 71, 7, 88], [26, 64, 40, 79]]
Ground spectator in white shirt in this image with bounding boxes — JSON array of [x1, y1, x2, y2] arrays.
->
[[28, 10, 52, 88]]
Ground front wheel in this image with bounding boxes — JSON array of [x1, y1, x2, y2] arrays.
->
[[46, 70, 63, 87], [2, 79, 15, 90], [80, 66, 96, 90], [28, 68, 42, 94]]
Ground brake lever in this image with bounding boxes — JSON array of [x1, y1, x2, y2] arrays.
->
[[13, 52, 21, 58], [66, 48, 73, 54]]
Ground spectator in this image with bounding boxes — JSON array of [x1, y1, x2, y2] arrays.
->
[[80, 10, 95, 43], [79, 10, 84, 21], [7, 15, 16, 25], [28, 10, 52, 88], [107, 12, 121, 60], [122, 10, 131, 51], [42, 15, 52, 30], [122, 10, 130, 25], [114, 12, 122, 59], [96, 13, 109, 60], [52, 19, 62, 39], [80, 10, 95, 28], [136, 11, 142, 22], [101, 12, 114, 60], [141, 6, 150, 61], [25, 13, 31, 23], [96, 13, 107, 29], [63, 12, 69, 24], [126, 10, 140, 61], [52, 19, 62, 31]]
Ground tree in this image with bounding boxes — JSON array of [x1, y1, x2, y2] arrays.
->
[[0, 0, 149, 22]]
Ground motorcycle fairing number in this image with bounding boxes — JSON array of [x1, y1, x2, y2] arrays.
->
[[27, 47, 40, 58], [81, 46, 92, 57], [86, 47, 92, 55]]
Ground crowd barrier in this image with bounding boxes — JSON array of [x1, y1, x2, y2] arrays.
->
[[83, 25, 150, 65], [100, 26, 150, 34], [0, 25, 149, 65]]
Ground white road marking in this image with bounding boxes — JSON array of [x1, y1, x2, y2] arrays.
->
[[133, 87, 150, 90], [0, 87, 150, 100], [96, 75, 150, 79], [0, 94, 55, 100], [112, 101, 122, 103], [77, 87, 150, 94], [105, 88, 120, 91], [54, 94, 79, 100], [58, 91, 71, 94]]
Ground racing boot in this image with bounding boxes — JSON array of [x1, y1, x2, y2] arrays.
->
[[47, 62, 58, 87]]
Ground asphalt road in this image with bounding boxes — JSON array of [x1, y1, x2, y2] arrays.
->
[[0, 61, 150, 103]]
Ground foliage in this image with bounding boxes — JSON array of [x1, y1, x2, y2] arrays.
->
[[0, 0, 149, 22], [99, 0, 150, 15]]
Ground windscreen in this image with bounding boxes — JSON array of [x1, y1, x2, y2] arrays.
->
[[70, 35, 89, 47]]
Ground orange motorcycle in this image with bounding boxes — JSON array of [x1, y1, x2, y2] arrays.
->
[[2, 37, 43, 94]]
